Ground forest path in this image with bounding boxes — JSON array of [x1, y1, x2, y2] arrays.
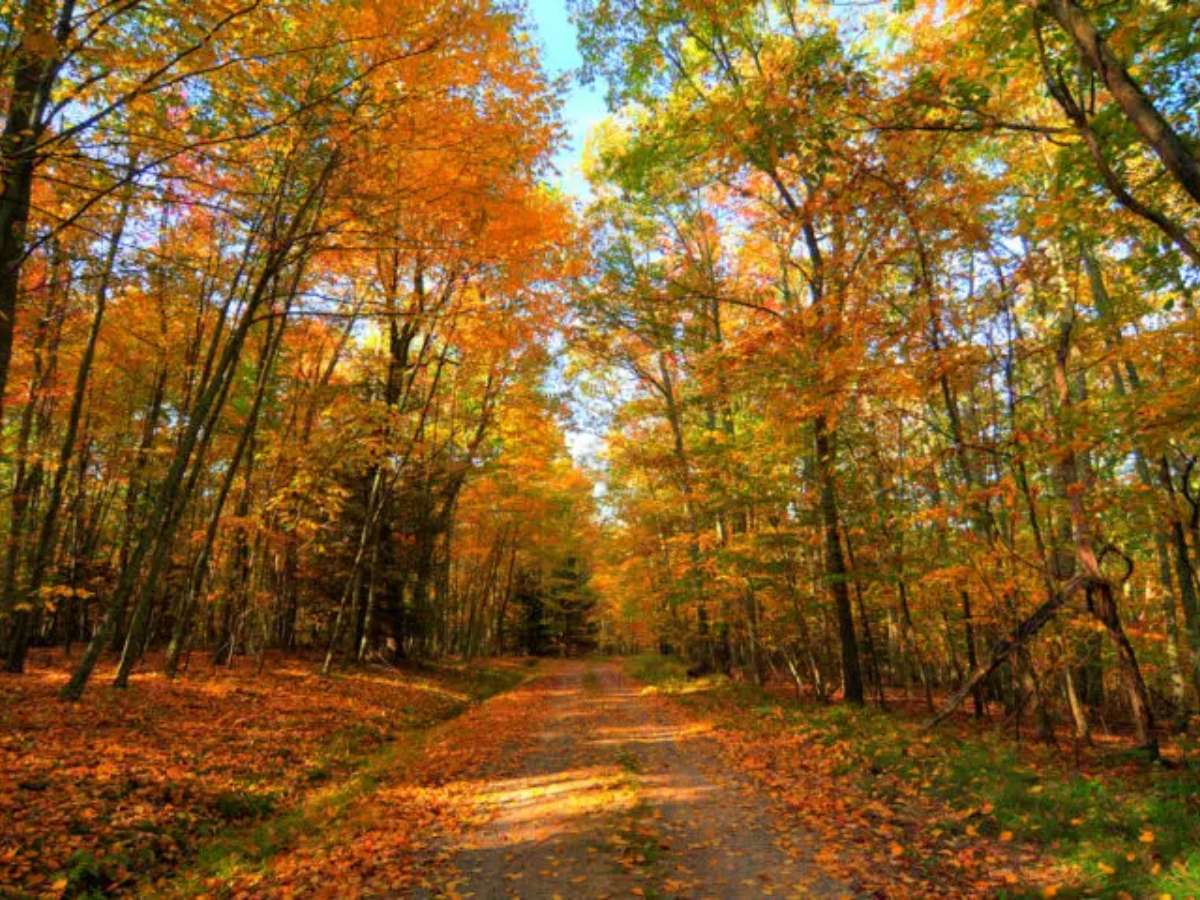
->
[[419, 659, 849, 899]]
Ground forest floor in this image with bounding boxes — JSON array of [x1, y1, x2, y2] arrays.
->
[[3, 653, 1199, 898], [0, 650, 527, 898], [626, 655, 1200, 899]]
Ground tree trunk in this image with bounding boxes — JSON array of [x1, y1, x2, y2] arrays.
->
[[815, 418, 864, 705], [0, 0, 76, 427], [1038, 0, 1200, 207]]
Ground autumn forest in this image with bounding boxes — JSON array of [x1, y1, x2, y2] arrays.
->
[[1, 0, 1199, 896]]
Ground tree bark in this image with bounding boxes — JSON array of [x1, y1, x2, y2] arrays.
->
[[1037, 0, 1200, 207], [0, 0, 77, 428], [815, 418, 864, 704]]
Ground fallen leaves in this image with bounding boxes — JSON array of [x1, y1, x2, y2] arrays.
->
[[656, 685, 1069, 898], [213, 665, 554, 897], [0, 649, 513, 896]]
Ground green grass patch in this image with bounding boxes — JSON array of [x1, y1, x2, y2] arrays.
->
[[212, 789, 279, 822], [64, 850, 106, 897], [800, 706, 1200, 897], [625, 652, 688, 687], [609, 796, 669, 899], [617, 805, 666, 866]]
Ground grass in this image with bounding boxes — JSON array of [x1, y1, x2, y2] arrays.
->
[[808, 704, 1200, 897], [615, 747, 642, 773], [183, 737, 411, 885], [626, 652, 688, 687], [615, 799, 667, 866], [625, 653, 1200, 898], [212, 789, 279, 822]]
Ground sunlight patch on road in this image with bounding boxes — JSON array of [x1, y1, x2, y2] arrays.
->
[[448, 764, 641, 850], [589, 721, 712, 747]]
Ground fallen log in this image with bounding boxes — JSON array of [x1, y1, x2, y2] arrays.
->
[[925, 574, 1087, 729]]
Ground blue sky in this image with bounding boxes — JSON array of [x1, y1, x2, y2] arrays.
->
[[526, 0, 608, 200], [523, 1, 612, 475]]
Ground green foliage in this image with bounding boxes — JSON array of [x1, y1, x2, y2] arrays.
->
[[519, 556, 600, 656]]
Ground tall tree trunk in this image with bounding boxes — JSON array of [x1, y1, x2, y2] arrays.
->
[[1083, 247, 1197, 708], [658, 352, 708, 661], [0, 0, 76, 427], [815, 418, 864, 704], [1051, 288, 1157, 757], [1, 259, 63, 666]]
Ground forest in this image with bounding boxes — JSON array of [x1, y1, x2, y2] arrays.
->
[[1, 0, 1198, 897]]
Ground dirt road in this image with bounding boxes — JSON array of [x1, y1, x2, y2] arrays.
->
[[420, 660, 849, 899]]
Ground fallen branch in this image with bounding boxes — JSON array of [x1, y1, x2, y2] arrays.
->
[[925, 575, 1088, 729]]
